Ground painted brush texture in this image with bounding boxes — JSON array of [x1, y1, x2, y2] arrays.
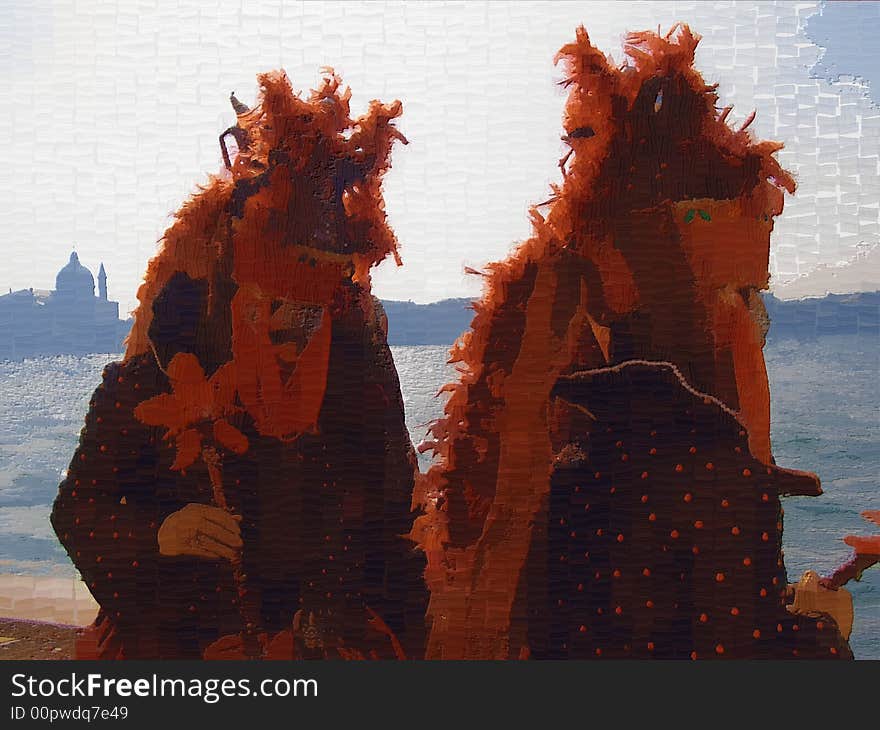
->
[[50, 71, 427, 659], [412, 26, 857, 659], [42, 23, 874, 662]]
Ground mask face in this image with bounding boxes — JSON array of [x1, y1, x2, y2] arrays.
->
[[227, 70, 406, 266], [225, 156, 359, 443], [226, 282, 331, 442], [206, 71, 409, 441], [669, 191, 781, 463]]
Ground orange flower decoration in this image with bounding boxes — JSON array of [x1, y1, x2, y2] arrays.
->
[[134, 353, 249, 470]]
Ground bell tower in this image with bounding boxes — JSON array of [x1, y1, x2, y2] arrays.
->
[[98, 263, 107, 301]]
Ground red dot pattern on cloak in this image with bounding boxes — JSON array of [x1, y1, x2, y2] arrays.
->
[[412, 24, 801, 659], [52, 279, 428, 659], [517, 361, 850, 659], [50, 355, 249, 657], [50, 67, 427, 658]]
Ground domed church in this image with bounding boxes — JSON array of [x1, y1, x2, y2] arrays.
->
[[0, 252, 128, 359], [55, 251, 98, 300]]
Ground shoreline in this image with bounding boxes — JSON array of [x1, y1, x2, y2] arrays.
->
[[0, 572, 97, 627], [0, 617, 78, 660], [0, 574, 93, 660]]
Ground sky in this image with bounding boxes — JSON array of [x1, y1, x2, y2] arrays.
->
[[1, 0, 879, 314], [806, 0, 880, 104]]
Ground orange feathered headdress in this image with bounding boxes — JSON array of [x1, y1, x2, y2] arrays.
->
[[126, 69, 406, 359]]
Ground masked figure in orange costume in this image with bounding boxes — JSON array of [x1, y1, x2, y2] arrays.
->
[[52, 71, 427, 659], [413, 26, 857, 659]]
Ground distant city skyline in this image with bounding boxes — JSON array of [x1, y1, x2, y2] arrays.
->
[[0, 250, 127, 359], [2, 1, 879, 314]]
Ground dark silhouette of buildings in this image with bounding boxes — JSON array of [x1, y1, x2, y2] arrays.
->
[[0, 252, 130, 360], [0, 254, 876, 361]]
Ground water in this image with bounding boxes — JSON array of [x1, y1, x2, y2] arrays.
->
[[0, 338, 877, 657], [764, 335, 880, 659]]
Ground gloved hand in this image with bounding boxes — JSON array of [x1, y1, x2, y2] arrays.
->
[[157, 503, 242, 560]]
